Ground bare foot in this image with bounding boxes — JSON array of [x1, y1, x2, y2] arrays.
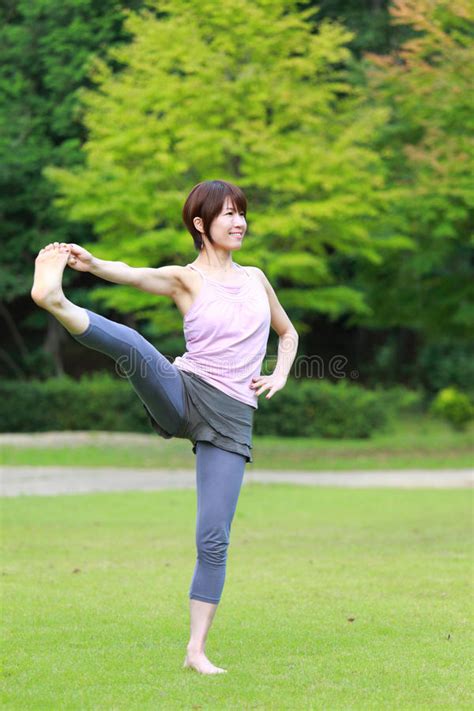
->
[[183, 648, 227, 675], [31, 242, 71, 309]]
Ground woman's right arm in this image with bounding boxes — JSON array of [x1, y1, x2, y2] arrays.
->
[[67, 243, 184, 297]]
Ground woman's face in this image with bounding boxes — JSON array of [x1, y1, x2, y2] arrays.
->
[[208, 197, 247, 249]]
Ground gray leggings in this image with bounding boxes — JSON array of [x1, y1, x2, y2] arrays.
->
[[71, 309, 246, 604]]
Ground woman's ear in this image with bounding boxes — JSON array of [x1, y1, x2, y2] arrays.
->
[[193, 216, 203, 233]]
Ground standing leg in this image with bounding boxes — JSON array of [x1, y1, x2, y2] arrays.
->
[[31, 242, 185, 434], [184, 442, 246, 675]]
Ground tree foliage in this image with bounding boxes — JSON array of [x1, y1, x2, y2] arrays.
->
[[1, 0, 470, 387], [0, 0, 144, 376], [45, 0, 404, 335], [357, 0, 474, 340], [0, 0, 143, 303]]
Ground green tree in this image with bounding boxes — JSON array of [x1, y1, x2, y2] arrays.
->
[[46, 0, 409, 338], [0, 0, 143, 376], [309, 0, 406, 56], [356, 0, 474, 341]]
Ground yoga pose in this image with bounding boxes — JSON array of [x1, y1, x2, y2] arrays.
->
[[31, 179, 299, 675]]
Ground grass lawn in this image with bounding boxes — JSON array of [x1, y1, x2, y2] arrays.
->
[[1, 485, 473, 709], [1, 416, 473, 470]]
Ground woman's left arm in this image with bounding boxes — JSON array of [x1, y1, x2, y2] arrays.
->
[[250, 268, 299, 400]]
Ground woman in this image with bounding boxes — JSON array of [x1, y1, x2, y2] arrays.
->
[[31, 179, 299, 675]]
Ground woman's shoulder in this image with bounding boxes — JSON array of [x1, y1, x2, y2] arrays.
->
[[243, 265, 267, 287], [241, 265, 262, 277], [177, 263, 200, 288]]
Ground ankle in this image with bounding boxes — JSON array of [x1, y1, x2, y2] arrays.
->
[[187, 642, 205, 655], [31, 286, 65, 310], [46, 290, 66, 308]]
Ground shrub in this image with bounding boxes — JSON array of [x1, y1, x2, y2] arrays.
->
[[429, 387, 474, 431], [371, 384, 425, 427], [417, 340, 474, 398], [0, 374, 149, 433], [0, 374, 417, 439], [253, 377, 392, 439]]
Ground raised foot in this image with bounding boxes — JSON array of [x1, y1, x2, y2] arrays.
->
[[31, 242, 71, 308], [183, 651, 227, 675]]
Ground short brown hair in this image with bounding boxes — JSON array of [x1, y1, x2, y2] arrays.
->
[[182, 180, 247, 251]]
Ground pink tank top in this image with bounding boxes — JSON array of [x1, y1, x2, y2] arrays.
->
[[173, 262, 271, 408]]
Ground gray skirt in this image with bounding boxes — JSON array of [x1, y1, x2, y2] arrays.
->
[[144, 368, 255, 463]]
